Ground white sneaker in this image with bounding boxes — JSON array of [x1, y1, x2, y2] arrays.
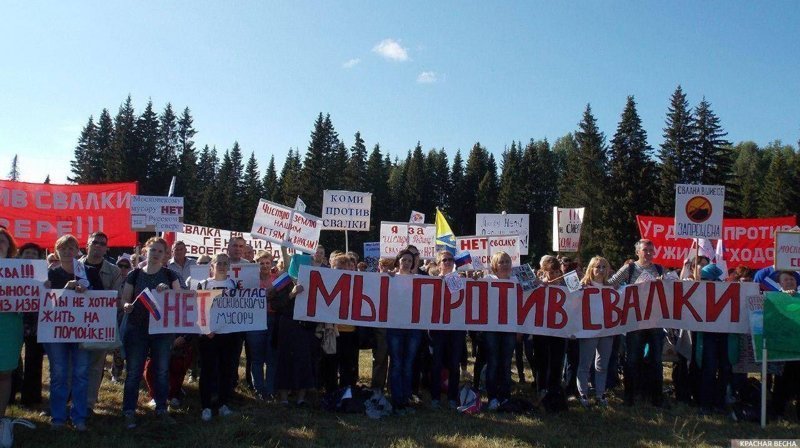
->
[[201, 408, 212, 422], [146, 399, 156, 409], [218, 405, 234, 417], [487, 399, 500, 411]]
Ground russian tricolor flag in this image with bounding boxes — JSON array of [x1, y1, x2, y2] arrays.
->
[[455, 251, 472, 270], [136, 288, 162, 321], [272, 272, 293, 292]]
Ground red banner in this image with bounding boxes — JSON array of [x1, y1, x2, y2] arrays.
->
[[0, 180, 137, 249], [636, 215, 797, 269]]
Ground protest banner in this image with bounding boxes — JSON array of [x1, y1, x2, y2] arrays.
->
[[187, 263, 259, 290], [476, 213, 530, 255], [250, 199, 322, 254], [379, 222, 436, 260], [37, 290, 118, 343], [321, 190, 372, 231], [409, 211, 425, 224], [294, 265, 757, 337], [674, 184, 725, 239], [456, 235, 522, 267], [175, 224, 278, 257], [774, 231, 800, 270], [130, 195, 184, 232], [363, 242, 380, 272], [552, 207, 585, 252], [636, 215, 796, 269], [147, 288, 267, 335], [0, 180, 137, 248], [0, 259, 49, 313]]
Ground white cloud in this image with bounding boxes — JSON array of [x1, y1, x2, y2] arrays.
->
[[342, 58, 361, 69], [417, 71, 437, 84], [372, 39, 409, 61]]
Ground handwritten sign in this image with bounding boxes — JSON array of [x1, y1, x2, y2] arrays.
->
[[321, 190, 372, 231], [379, 222, 436, 260], [37, 290, 118, 343], [147, 288, 267, 335], [674, 184, 725, 239], [552, 207, 584, 252], [130, 195, 184, 232], [476, 213, 530, 255], [456, 235, 521, 267], [250, 199, 322, 254], [175, 224, 278, 257], [774, 231, 800, 270], [0, 259, 48, 313]]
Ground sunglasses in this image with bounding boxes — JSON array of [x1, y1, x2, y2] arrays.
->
[[117, 263, 131, 269]]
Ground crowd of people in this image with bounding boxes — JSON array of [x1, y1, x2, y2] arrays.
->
[[1, 227, 799, 435]]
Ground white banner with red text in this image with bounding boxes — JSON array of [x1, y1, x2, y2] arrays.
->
[[147, 288, 267, 335], [37, 290, 118, 343], [293, 266, 758, 337], [0, 259, 49, 313]]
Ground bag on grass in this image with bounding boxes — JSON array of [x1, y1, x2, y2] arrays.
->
[[457, 384, 482, 415]]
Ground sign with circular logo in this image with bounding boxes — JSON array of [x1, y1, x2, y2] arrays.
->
[[685, 196, 713, 223]]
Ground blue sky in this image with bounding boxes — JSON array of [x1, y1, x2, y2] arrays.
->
[[1, 1, 798, 184]]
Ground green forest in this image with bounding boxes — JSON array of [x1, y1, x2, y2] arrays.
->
[[65, 86, 800, 266]]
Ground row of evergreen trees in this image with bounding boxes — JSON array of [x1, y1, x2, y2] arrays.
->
[[68, 87, 800, 267]]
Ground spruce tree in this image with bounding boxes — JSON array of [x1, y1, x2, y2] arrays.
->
[[729, 142, 762, 218], [426, 148, 451, 210], [110, 96, 138, 182], [498, 142, 526, 213], [155, 103, 180, 194], [758, 143, 797, 217], [657, 86, 695, 213], [387, 157, 408, 221], [69, 116, 98, 183], [344, 132, 368, 191], [176, 108, 199, 223], [262, 155, 279, 201], [448, 150, 466, 234], [525, 139, 559, 261], [229, 142, 246, 229], [604, 96, 657, 265], [44, 175, 50, 184], [196, 145, 219, 226], [96, 109, 116, 181], [692, 98, 735, 209], [555, 133, 580, 207], [460, 143, 490, 234], [476, 154, 499, 213], [135, 100, 160, 194], [365, 144, 390, 238], [7, 155, 19, 181], [279, 148, 304, 206], [300, 113, 338, 213], [405, 143, 430, 216], [572, 104, 608, 259], [242, 152, 263, 228]]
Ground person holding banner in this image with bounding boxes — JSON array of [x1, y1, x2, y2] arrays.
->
[[576, 256, 615, 408], [482, 252, 518, 411], [195, 254, 239, 421], [0, 228, 22, 422], [45, 234, 104, 431], [429, 251, 466, 410], [608, 239, 666, 408], [120, 237, 181, 429], [386, 249, 425, 415], [246, 250, 279, 401], [695, 264, 733, 416], [534, 255, 568, 412]]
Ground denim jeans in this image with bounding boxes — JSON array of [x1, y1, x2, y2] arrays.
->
[[430, 330, 466, 402], [484, 331, 516, 401], [577, 336, 614, 398], [123, 324, 174, 413], [624, 328, 665, 404], [386, 328, 423, 407], [246, 314, 278, 396], [43, 343, 90, 425]]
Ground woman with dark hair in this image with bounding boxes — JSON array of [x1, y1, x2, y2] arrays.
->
[[534, 255, 568, 412], [17, 243, 45, 408], [0, 228, 22, 422], [386, 249, 424, 415]]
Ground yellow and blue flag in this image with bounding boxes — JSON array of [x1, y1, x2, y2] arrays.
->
[[435, 208, 456, 254]]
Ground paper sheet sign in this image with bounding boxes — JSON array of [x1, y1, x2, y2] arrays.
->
[[379, 222, 436, 260], [37, 290, 118, 343], [674, 184, 725, 239], [130, 195, 184, 232], [552, 207, 584, 252], [476, 213, 530, 255]]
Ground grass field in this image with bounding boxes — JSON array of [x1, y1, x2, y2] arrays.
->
[[4, 350, 799, 448]]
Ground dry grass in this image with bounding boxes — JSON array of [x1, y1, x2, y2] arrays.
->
[[5, 349, 799, 448]]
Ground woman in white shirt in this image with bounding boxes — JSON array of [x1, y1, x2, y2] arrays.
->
[[576, 256, 614, 408]]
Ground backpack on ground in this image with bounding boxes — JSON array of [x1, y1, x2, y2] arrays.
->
[[457, 383, 482, 415]]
